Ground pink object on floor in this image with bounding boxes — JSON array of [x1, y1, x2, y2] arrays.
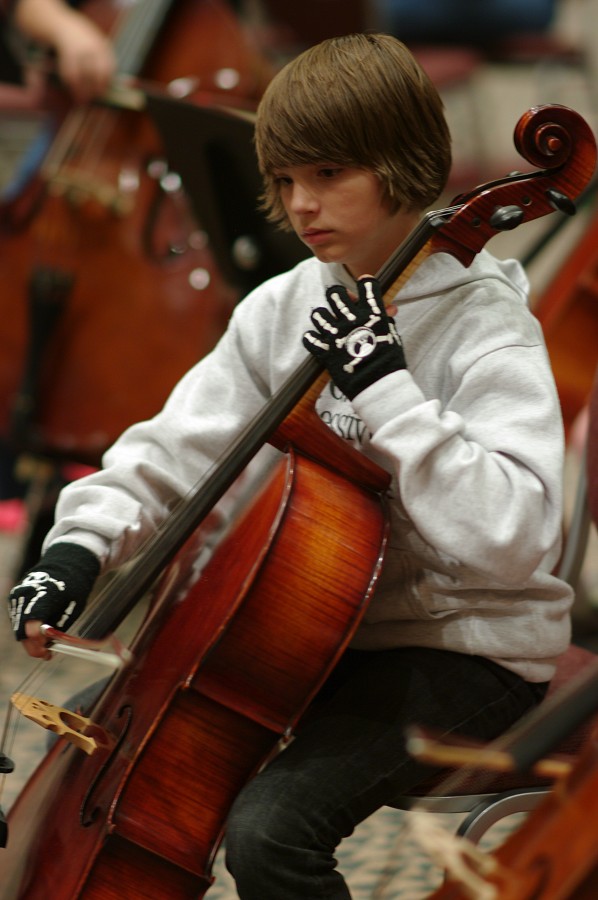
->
[[0, 499, 27, 534]]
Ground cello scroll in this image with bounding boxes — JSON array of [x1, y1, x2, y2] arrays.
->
[[429, 103, 597, 266]]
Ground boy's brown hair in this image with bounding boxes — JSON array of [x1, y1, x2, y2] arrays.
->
[[255, 32, 452, 229]]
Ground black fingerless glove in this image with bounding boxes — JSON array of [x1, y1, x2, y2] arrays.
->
[[7, 542, 100, 641], [302, 276, 407, 400]]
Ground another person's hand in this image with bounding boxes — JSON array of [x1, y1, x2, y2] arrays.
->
[[13, 0, 116, 102], [51, 10, 115, 101]]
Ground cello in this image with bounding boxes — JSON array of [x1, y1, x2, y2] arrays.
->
[[532, 190, 598, 435], [0, 104, 594, 898], [0, 0, 275, 466]]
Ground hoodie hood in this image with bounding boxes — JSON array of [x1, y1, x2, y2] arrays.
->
[[324, 248, 529, 307]]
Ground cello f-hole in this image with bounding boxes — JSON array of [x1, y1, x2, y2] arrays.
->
[[80, 703, 133, 828]]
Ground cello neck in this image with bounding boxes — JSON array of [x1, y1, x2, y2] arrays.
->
[[112, 0, 175, 77]]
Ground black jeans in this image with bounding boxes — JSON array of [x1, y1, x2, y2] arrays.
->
[[225, 646, 547, 899]]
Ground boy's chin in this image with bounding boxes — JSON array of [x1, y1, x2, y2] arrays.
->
[[310, 247, 343, 265]]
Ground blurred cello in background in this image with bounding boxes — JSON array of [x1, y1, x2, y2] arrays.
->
[[0, 0, 277, 471], [532, 183, 598, 436]]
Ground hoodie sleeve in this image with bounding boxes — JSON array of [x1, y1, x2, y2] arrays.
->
[[350, 307, 564, 586], [42, 288, 278, 568]]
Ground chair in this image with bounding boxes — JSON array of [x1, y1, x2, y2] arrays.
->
[[390, 364, 598, 845]]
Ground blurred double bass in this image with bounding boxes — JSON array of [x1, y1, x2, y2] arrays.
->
[[0, 0, 277, 467]]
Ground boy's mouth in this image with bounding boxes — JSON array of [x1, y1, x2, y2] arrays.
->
[[301, 228, 332, 246]]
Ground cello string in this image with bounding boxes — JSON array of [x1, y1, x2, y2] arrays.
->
[[372, 658, 598, 898], [0, 654, 72, 805], [40, 0, 157, 200], [110, 0, 168, 75], [1, 102, 596, 820], [63, 0, 187, 204]]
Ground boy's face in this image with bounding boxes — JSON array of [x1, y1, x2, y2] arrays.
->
[[273, 164, 420, 278]]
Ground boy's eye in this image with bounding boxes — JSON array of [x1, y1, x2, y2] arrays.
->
[[319, 167, 343, 179], [273, 174, 292, 186]]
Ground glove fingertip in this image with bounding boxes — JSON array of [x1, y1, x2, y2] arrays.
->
[[302, 332, 328, 356], [358, 276, 384, 309], [326, 284, 350, 313]]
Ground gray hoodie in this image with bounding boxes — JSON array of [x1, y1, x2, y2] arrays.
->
[[45, 248, 572, 682]]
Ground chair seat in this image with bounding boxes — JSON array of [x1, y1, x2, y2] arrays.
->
[[390, 644, 598, 842]]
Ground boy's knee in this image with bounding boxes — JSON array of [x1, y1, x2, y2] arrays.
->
[[225, 786, 286, 883], [225, 779, 308, 870]]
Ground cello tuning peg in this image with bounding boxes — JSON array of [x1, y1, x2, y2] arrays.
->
[[545, 188, 576, 216], [489, 204, 525, 231]]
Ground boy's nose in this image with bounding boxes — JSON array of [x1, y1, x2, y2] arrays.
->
[[289, 183, 318, 213]]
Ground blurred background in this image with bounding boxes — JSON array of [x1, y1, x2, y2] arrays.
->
[[0, 1, 597, 896]]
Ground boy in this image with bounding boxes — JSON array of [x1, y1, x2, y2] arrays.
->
[[7, 33, 571, 899]]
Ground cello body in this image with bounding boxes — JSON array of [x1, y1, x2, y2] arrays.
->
[[0, 0, 272, 464], [0, 443, 389, 897]]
